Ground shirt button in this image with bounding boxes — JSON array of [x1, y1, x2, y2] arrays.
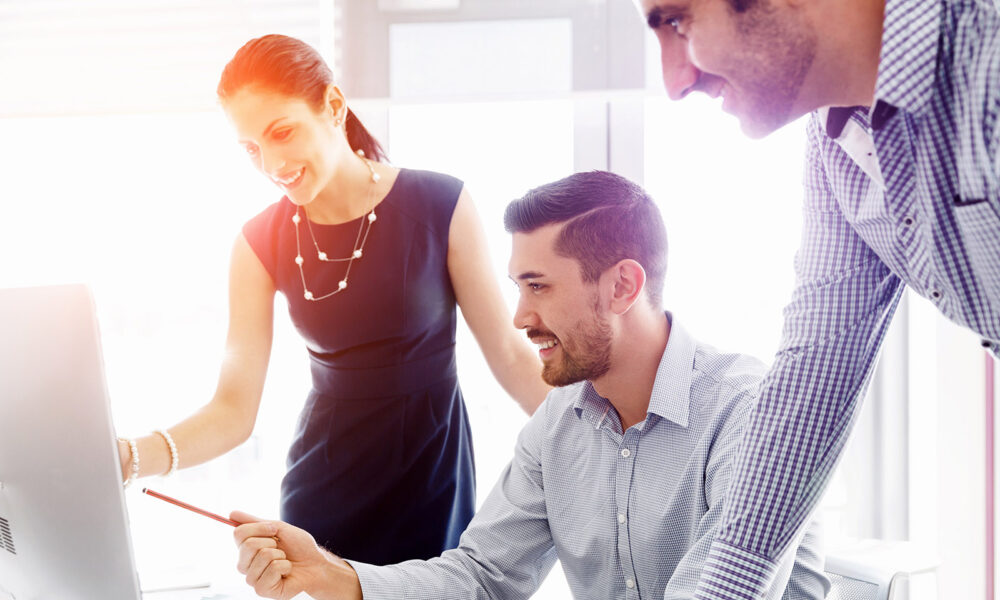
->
[[930, 289, 942, 300], [902, 216, 914, 226], [618, 513, 626, 524], [620, 448, 631, 458], [626, 578, 635, 589]]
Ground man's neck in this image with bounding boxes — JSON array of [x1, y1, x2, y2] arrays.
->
[[591, 310, 670, 431], [804, 0, 886, 110]]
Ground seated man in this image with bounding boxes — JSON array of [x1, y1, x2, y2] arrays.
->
[[231, 171, 831, 600]]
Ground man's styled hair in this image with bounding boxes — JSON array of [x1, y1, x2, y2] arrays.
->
[[504, 171, 668, 307]]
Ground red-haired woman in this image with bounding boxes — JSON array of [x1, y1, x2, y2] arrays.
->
[[117, 34, 549, 565]]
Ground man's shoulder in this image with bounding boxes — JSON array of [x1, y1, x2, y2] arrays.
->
[[692, 342, 768, 395], [946, 0, 1000, 54], [540, 381, 587, 418], [946, 0, 1000, 136], [517, 382, 591, 457], [688, 342, 767, 428]]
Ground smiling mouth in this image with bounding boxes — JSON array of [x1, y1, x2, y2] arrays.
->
[[536, 339, 557, 349], [272, 167, 304, 187]]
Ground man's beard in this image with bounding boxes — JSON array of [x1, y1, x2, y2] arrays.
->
[[537, 304, 613, 387]]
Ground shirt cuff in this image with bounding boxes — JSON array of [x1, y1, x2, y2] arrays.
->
[[346, 560, 407, 600], [693, 539, 778, 600]]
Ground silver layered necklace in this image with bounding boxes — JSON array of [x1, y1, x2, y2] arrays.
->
[[292, 149, 381, 301]]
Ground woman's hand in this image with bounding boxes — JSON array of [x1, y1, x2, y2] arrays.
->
[[117, 438, 132, 483], [232, 511, 362, 600]]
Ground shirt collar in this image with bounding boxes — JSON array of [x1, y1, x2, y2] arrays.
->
[[823, 0, 941, 138], [572, 312, 693, 429], [872, 0, 942, 114]]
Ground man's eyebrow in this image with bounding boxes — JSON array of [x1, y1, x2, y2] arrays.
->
[[514, 271, 545, 281]]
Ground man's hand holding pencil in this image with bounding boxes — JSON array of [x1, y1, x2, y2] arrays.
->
[[141, 487, 361, 599], [231, 511, 363, 600]]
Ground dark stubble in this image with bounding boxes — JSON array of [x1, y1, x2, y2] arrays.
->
[[732, 1, 818, 136], [540, 297, 613, 387]]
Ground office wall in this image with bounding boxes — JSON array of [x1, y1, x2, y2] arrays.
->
[[0, 1, 992, 597]]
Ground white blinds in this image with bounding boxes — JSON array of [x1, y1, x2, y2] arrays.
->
[[0, 0, 328, 115]]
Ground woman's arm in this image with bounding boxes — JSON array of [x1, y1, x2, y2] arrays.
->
[[118, 232, 276, 478], [446, 187, 551, 415]]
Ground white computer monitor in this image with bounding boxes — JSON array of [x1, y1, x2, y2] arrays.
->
[[0, 283, 143, 599]]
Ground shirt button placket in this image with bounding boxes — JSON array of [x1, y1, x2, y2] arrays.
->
[[616, 433, 640, 598], [895, 209, 916, 243]]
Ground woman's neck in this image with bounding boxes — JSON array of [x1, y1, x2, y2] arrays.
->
[[307, 152, 380, 224]]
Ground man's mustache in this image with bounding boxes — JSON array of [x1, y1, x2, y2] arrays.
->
[[526, 328, 556, 340]]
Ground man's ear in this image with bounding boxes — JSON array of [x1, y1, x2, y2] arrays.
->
[[608, 259, 646, 315]]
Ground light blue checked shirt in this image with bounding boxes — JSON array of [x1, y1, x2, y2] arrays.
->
[[696, 0, 1000, 598], [348, 318, 830, 599]]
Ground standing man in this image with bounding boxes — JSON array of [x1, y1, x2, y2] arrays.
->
[[636, 0, 999, 598]]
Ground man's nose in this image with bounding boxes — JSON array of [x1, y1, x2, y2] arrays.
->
[[512, 297, 537, 331], [663, 61, 703, 100], [659, 37, 702, 100]]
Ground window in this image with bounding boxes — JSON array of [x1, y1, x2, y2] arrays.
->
[[1, 1, 991, 597]]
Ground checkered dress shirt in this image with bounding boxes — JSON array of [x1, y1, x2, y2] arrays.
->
[[695, 0, 1000, 598], [348, 319, 830, 599]]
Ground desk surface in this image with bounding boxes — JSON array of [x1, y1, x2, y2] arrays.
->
[[141, 572, 259, 599], [145, 587, 316, 600]]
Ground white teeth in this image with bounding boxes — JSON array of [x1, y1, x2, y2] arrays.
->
[[537, 339, 557, 350], [275, 168, 303, 185]]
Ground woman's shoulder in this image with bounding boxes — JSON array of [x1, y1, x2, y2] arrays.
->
[[240, 197, 292, 280], [243, 197, 293, 236], [394, 167, 464, 199], [388, 168, 465, 233]]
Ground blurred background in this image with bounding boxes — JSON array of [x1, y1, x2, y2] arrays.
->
[[0, 1, 995, 598]]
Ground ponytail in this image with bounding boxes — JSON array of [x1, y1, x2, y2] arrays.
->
[[345, 108, 388, 162]]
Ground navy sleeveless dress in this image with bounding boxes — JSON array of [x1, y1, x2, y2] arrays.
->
[[242, 169, 476, 565]]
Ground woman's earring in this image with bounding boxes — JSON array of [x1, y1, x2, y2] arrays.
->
[[335, 118, 342, 126]]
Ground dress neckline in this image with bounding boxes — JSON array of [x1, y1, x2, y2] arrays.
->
[[289, 167, 406, 228]]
